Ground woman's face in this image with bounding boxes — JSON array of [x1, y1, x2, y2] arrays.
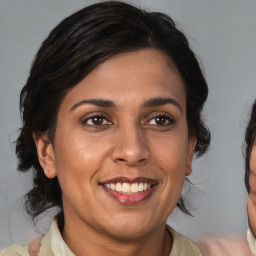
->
[[37, 49, 196, 240]]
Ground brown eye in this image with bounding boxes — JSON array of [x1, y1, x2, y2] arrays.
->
[[155, 116, 168, 125], [82, 115, 111, 126], [147, 114, 174, 126], [91, 116, 104, 125]]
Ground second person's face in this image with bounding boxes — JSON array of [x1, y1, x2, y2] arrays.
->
[[44, 49, 196, 241], [250, 140, 256, 196]]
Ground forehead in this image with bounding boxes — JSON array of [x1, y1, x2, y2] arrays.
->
[[60, 49, 186, 110]]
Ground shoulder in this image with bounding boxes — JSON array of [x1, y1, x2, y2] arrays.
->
[[0, 244, 29, 256], [0, 218, 60, 256], [0, 237, 42, 256], [167, 226, 202, 256], [247, 225, 256, 255], [197, 236, 251, 256], [0, 228, 44, 256]]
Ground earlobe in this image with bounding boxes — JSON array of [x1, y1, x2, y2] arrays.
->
[[185, 136, 197, 176], [33, 132, 56, 179]]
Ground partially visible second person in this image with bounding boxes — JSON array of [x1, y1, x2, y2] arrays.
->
[[198, 101, 256, 256], [245, 100, 256, 255]]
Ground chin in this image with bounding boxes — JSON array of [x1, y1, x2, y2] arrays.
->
[[106, 226, 152, 242], [104, 214, 159, 241]]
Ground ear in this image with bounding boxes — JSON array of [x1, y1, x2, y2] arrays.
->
[[33, 132, 56, 179], [185, 136, 197, 176]]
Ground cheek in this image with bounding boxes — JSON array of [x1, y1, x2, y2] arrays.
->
[[53, 131, 106, 190], [160, 136, 188, 166], [155, 140, 187, 215], [154, 135, 188, 183]]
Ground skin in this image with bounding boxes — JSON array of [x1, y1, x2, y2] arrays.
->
[[248, 142, 256, 237], [34, 49, 196, 256]]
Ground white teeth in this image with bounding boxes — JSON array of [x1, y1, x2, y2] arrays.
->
[[131, 183, 138, 193], [122, 183, 130, 193], [138, 183, 144, 191], [103, 182, 152, 194], [116, 182, 122, 192]]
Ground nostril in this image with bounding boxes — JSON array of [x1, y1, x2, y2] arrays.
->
[[115, 157, 147, 166], [117, 158, 126, 162]]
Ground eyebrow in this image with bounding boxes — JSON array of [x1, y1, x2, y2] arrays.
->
[[143, 97, 183, 113], [70, 97, 183, 113], [70, 99, 116, 111]]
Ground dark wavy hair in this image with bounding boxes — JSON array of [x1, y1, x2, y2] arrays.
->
[[245, 100, 256, 193], [16, 1, 210, 219]]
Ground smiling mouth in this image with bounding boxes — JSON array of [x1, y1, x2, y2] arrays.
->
[[103, 182, 152, 194], [99, 177, 158, 204]]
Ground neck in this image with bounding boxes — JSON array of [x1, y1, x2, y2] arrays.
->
[[61, 214, 172, 256]]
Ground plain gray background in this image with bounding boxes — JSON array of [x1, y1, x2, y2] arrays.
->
[[1, 0, 256, 249]]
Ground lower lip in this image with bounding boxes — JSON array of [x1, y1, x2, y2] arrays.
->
[[101, 185, 157, 205]]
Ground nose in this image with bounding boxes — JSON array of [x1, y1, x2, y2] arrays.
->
[[111, 124, 150, 167]]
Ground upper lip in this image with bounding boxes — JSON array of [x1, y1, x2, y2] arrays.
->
[[99, 176, 158, 185]]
